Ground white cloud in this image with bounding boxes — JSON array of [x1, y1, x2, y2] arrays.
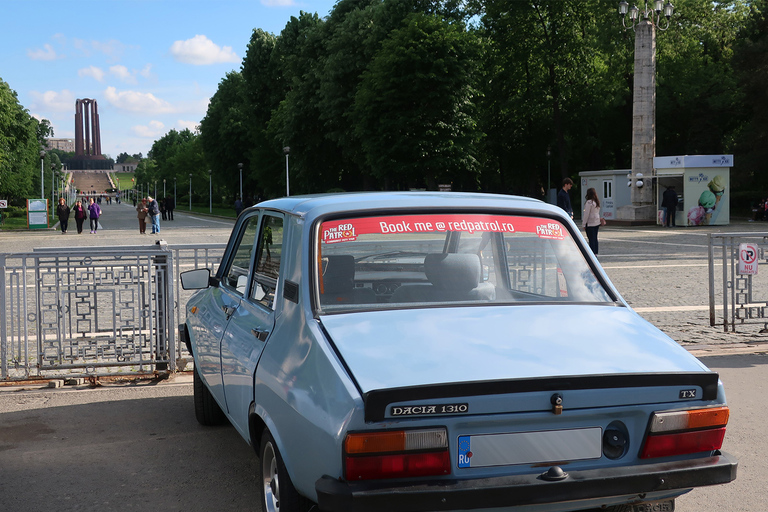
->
[[110, 65, 137, 84], [27, 43, 58, 61], [72, 38, 126, 61], [133, 120, 166, 138], [29, 89, 76, 112], [177, 120, 200, 132], [139, 64, 154, 79], [78, 65, 105, 82], [169, 35, 239, 65], [104, 86, 174, 114]]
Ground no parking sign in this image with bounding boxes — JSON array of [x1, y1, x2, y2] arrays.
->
[[738, 243, 759, 275]]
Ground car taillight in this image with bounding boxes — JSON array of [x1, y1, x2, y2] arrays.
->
[[344, 428, 450, 480], [640, 406, 729, 459]]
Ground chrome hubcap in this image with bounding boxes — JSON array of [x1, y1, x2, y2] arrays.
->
[[262, 442, 280, 512]]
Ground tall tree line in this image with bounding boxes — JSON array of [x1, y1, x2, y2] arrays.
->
[[69, 0, 768, 205]]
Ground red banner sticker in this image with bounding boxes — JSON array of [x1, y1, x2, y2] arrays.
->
[[321, 215, 568, 243]]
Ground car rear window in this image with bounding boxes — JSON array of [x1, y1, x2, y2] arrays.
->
[[316, 213, 613, 312]]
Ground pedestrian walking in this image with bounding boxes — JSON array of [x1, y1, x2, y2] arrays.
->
[[662, 186, 678, 227], [234, 196, 244, 217], [160, 198, 167, 220], [87, 197, 102, 233], [557, 178, 574, 219], [582, 187, 604, 255], [146, 195, 161, 234], [56, 197, 71, 234], [73, 200, 87, 234], [136, 198, 148, 234], [165, 195, 175, 220]]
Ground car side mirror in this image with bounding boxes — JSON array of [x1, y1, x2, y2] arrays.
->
[[180, 268, 213, 290]]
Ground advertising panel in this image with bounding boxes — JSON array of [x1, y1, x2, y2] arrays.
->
[[683, 169, 729, 226]]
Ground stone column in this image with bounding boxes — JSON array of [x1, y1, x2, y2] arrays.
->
[[617, 19, 657, 222]]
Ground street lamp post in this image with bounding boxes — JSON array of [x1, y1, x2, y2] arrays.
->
[[209, 170, 213, 213], [189, 174, 192, 211], [163, 179, 166, 199], [283, 147, 290, 197], [154, 181, 157, 199], [174, 177, 177, 205], [39, 150, 45, 199], [546, 146, 552, 203], [238, 162, 243, 201], [50, 164, 56, 206], [616, 0, 675, 222]]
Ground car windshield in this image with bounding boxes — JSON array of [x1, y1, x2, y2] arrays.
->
[[316, 213, 614, 312]]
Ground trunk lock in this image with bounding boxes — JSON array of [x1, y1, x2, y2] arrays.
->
[[551, 393, 563, 415]]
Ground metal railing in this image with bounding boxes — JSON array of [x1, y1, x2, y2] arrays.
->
[[708, 232, 768, 332], [1, 242, 225, 381]]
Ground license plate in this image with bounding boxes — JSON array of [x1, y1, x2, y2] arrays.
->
[[632, 500, 675, 512], [457, 427, 602, 468]]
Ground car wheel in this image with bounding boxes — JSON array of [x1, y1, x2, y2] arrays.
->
[[259, 428, 312, 512], [193, 367, 227, 426]]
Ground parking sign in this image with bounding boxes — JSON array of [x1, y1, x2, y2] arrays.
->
[[738, 243, 759, 275]]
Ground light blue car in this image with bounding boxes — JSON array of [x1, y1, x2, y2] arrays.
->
[[179, 192, 736, 512]]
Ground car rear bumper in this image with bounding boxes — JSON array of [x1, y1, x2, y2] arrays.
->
[[315, 452, 737, 512]]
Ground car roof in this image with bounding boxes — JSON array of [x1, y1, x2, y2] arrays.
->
[[248, 191, 566, 221]]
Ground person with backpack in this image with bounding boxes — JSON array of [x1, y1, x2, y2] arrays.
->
[[146, 195, 161, 234]]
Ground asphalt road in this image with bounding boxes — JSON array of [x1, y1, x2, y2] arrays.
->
[[0, 354, 763, 512]]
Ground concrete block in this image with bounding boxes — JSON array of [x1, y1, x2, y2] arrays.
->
[[48, 380, 64, 388]]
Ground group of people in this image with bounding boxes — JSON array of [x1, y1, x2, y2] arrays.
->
[[55, 194, 169, 235], [135, 196, 162, 234], [556, 177, 605, 255], [56, 197, 103, 234]]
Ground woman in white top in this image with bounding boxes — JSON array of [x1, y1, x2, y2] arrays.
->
[[582, 187, 602, 254]]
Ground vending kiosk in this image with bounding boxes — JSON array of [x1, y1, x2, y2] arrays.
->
[[654, 155, 732, 226]]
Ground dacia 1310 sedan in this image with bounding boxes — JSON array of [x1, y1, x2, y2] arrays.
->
[[179, 192, 736, 512]]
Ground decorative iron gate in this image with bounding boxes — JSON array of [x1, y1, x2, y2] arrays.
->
[[708, 232, 768, 332], [1, 242, 225, 381]]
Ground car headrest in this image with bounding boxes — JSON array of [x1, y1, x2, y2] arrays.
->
[[424, 253, 481, 291], [322, 255, 355, 293]]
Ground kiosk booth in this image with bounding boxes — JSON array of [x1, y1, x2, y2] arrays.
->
[[654, 155, 732, 226], [577, 169, 631, 221]]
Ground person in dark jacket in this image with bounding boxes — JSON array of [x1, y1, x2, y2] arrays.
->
[[146, 195, 160, 234], [165, 195, 175, 221], [557, 178, 574, 219], [73, 200, 87, 234], [56, 198, 71, 234], [661, 186, 678, 227]]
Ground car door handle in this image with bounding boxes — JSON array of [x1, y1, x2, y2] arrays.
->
[[251, 328, 269, 342], [222, 305, 238, 317]]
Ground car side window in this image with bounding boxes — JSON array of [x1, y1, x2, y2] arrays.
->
[[250, 214, 283, 309], [222, 215, 260, 296]]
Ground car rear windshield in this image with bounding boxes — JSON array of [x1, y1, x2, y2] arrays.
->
[[316, 213, 614, 312]]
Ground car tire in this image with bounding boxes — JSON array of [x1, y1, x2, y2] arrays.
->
[[259, 428, 313, 512], [193, 367, 227, 426]]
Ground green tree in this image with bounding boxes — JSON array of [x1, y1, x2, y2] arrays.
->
[[0, 78, 37, 200], [352, 12, 482, 190], [729, 0, 767, 191], [200, 71, 251, 198]]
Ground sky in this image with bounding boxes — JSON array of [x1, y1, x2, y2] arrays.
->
[[1, 0, 338, 159]]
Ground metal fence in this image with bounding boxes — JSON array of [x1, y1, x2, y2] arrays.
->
[[709, 232, 768, 332], [1, 242, 225, 381]]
